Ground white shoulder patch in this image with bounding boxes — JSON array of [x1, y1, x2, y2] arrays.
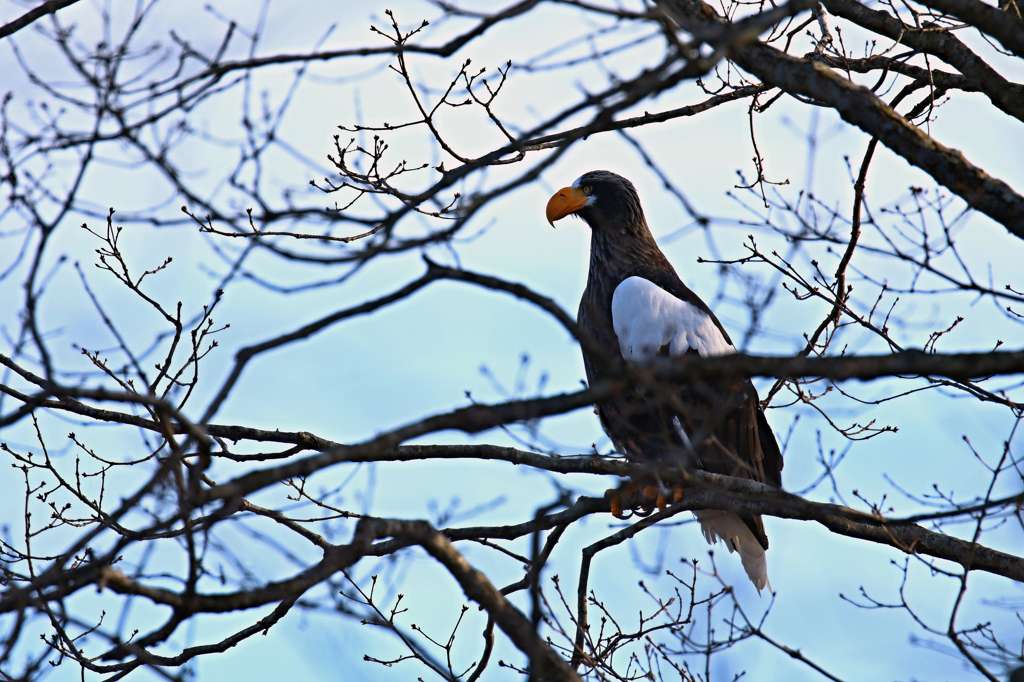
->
[[611, 276, 734, 360]]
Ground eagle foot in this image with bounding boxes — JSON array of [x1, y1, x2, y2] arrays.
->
[[606, 481, 680, 517], [604, 482, 641, 519]]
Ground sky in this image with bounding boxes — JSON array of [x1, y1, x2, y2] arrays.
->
[[1, 0, 1023, 680]]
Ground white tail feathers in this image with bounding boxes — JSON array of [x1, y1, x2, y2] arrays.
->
[[693, 510, 771, 594]]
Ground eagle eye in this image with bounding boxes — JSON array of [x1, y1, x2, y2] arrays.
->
[[582, 185, 592, 195]]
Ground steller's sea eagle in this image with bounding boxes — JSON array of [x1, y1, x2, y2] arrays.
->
[[546, 170, 784, 592]]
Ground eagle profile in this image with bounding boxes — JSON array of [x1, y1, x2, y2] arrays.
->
[[546, 170, 784, 592]]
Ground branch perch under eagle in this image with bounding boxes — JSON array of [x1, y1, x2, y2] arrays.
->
[[546, 170, 784, 592]]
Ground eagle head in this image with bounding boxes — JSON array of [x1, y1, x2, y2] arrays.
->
[[545, 170, 646, 233]]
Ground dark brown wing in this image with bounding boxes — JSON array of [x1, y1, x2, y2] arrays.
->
[[679, 375, 781, 549]]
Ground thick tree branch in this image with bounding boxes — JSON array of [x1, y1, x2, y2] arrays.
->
[[667, 475, 1024, 583], [5, 348, 1023, 439], [0, 0, 82, 40], [655, 0, 1024, 236], [821, 0, 1024, 111], [913, 0, 1024, 57], [202, 342, 1024, 504], [7, 477, 1019, 624], [15, 517, 580, 681], [364, 519, 580, 682]]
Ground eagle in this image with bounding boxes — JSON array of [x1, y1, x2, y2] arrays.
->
[[546, 170, 784, 592]]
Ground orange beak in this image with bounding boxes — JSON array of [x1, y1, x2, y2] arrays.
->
[[545, 186, 589, 226]]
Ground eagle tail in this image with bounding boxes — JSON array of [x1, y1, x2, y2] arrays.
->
[[694, 510, 771, 594]]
